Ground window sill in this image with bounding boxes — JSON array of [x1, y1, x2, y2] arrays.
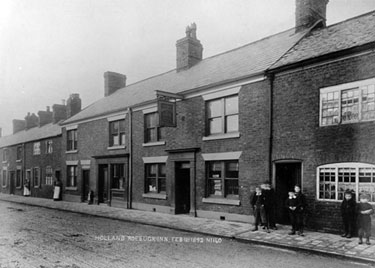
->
[[202, 197, 240, 206], [66, 150, 78, 154], [142, 193, 167, 200], [142, 141, 166, 147], [16, 186, 22, 189], [34, 186, 40, 188], [65, 187, 78, 191], [2, 185, 7, 188], [2, 161, 8, 164], [16, 160, 22, 163], [202, 132, 240, 141], [107, 145, 126, 150]]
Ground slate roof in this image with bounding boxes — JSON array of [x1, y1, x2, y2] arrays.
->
[[271, 11, 375, 69], [0, 123, 61, 148], [62, 28, 308, 125]]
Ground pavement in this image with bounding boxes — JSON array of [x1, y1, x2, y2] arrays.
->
[[1, 193, 374, 265]]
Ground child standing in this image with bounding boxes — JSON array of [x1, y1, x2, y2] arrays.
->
[[340, 190, 356, 238], [357, 193, 374, 245], [251, 186, 265, 232]]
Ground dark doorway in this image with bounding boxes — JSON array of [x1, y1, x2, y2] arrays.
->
[[82, 169, 90, 202], [175, 162, 190, 214], [98, 165, 108, 204], [275, 162, 302, 224], [9, 171, 15, 195]]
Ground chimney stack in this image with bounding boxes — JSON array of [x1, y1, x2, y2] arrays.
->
[[12, 119, 26, 134], [176, 23, 203, 71], [67, 93, 82, 118], [24, 113, 39, 129], [104, 72, 126, 97], [38, 106, 53, 127], [295, 0, 329, 32], [52, 104, 67, 124]]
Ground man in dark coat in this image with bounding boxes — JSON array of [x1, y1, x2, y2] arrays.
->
[[340, 190, 356, 238], [261, 181, 277, 231]]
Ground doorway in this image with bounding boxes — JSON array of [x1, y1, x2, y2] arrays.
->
[[175, 162, 190, 214], [82, 169, 90, 202], [274, 162, 302, 224], [9, 171, 15, 195], [98, 165, 108, 204]]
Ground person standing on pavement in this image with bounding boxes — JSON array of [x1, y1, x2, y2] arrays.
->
[[340, 190, 356, 238], [251, 186, 266, 231], [53, 177, 63, 201], [261, 181, 277, 231], [286, 185, 306, 236], [357, 193, 374, 245], [23, 178, 31, 196]]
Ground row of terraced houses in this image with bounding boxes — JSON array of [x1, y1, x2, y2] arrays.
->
[[1, 0, 375, 233]]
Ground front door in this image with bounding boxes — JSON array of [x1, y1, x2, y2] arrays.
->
[[9, 171, 15, 195], [175, 162, 190, 214], [275, 162, 302, 224], [82, 169, 90, 202], [98, 165, 108, 204]]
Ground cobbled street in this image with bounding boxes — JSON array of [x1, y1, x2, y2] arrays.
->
[[0, 201, 371, 268]]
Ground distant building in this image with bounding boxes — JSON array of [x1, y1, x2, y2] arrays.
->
[[0, 95, 81, 199]]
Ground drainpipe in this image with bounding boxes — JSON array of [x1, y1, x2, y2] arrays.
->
[[127, 107, 133, 209], [268, 73, 274, 183]]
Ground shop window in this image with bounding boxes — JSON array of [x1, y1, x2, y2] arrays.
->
[[207, 160, 239, 199], [111, 164, 125, 189], [317, 163, 375, 202], [145, 163, 166, 193]]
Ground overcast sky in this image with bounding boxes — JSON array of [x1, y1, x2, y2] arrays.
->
[[1, 0, 375, 136]]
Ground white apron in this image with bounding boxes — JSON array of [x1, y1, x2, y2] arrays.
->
[[53, 186, 61, 200]]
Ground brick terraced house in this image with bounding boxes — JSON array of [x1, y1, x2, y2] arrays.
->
[[0, 95, 81, 199], [1, 0, 374, 233]]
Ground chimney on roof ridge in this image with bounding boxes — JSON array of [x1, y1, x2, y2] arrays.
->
[[104, 71, 126, 97], [176, 23, 203, 71], [52, 104, 67, 124], [38, 106, 53, 127], [295, 0, 329, 33], [66, 93, 82, 118], [24, 113, 38, 129]]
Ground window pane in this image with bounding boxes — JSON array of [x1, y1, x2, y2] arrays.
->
[[321, 91, 339, 126], [158, 164, 166, 177], [319, 168, 336, 200], [225, 179, 239, 196], [145, 113, 156, 128], [120, 133, 125, 145], [209, 118, 222, 134], [119, 119, 125, 132], [207, 99, 222, 118], [209, 162, 222, 178], [226, 114, 239, 132], [225, 161, 239, 178], [225, 96, 238, 115], [158, 178, 166, 193], [146, 128, 157, 142], [208, 179, 222, 196], [341, 88, 360, 123], [147, 178, 157, 192]]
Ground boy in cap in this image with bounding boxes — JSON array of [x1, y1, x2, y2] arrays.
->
[[357, 193, 374, 245], [250, 186, 265, 231]]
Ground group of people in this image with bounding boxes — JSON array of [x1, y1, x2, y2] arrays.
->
[[341, 190, 374, 245], [251, 182, 374, 245], [251, 182, 306, 236]]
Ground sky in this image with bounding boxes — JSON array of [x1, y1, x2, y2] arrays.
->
[[1, 0, 375, 136]]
